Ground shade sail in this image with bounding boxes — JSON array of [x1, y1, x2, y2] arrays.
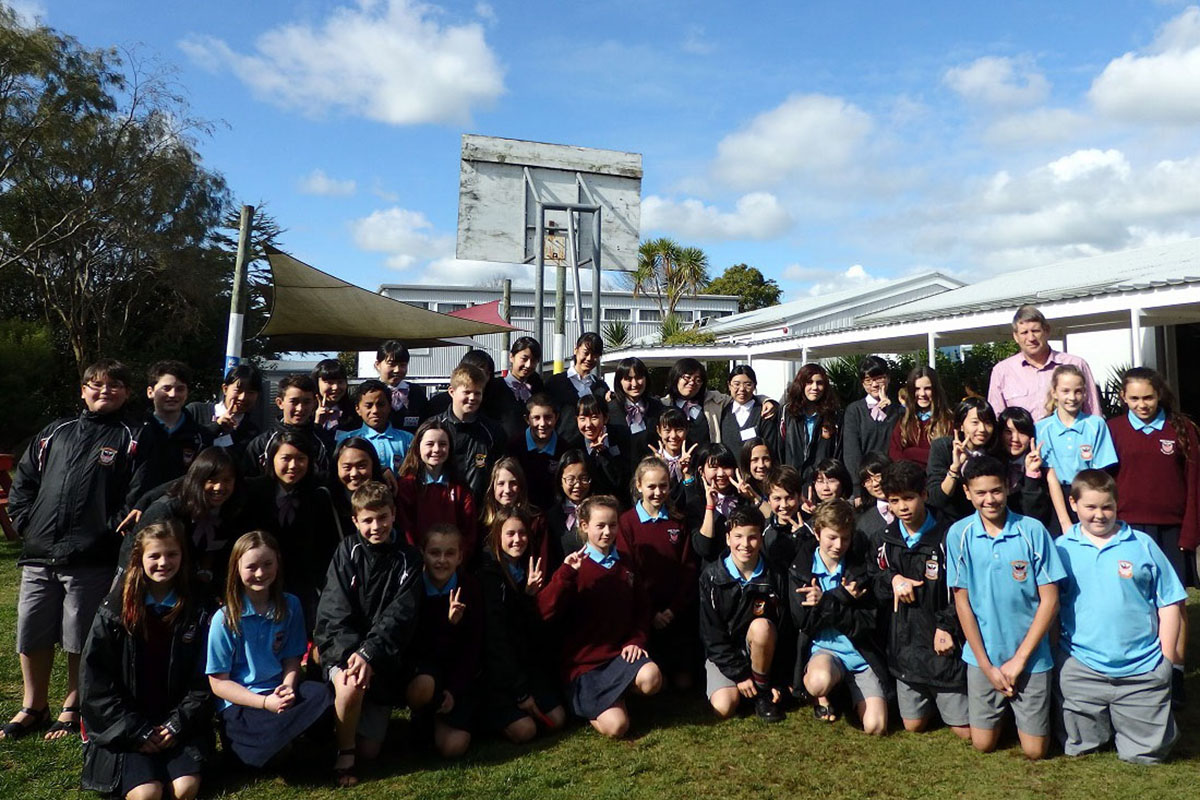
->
[[255, 248, 516, 350], [445, 299, 511, 327]]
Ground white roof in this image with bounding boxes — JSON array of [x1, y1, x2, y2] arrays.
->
[[861, 239, 1200, 325]]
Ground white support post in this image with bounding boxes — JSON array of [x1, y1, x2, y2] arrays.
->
[[927, 330, 938, 368], [801, 346, 809, 365], [1130, 308, 1144, 368]]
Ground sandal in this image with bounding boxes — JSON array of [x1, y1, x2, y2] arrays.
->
[[812, 703, 838, 723], [45, 706, 80, 740], [334, 748, 358, 788], [0, 706, 49, 740]]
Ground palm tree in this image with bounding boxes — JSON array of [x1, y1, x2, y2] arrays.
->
[[631, 237, 710, 319]]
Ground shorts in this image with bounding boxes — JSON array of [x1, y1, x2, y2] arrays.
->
[[966, 665, 1051, 736], [895, 678, 969, 727], [16, 564, 113, 653], [811, 650, 886, 704], [569, 655, 650, 720], [704, 659, 740, 699], [119, 746, 203, 797], [1058, 655, 1177, 764]]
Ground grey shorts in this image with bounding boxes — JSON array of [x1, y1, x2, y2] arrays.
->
[[704, 659, 739, 699], [1059, 655, 1177, 765], [896, 678, 969, 727], [328, 666, 393, 742], [811, 650, 886, 704], [16, 564, 113, 654], [966, 665, 1051, 736]]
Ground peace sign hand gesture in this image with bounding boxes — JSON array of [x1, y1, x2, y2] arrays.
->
[[1024, 439, 1044, 477], [525, 557, 545, 595], [732, 468, 756, 500], [680, 442, 698, 478], [563, 546, 588, 572], [950, 429, 968, 471], [447, 587, 466, 625]]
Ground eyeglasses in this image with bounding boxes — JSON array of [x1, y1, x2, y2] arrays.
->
[[85, 381, 126, 393], [679, 374, 703, 386], [563, 476, 592, 487]]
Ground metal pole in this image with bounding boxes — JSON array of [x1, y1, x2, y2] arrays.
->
[[567, 211, 584, 330], [501, 279, 512, 356], [927, 330, 937, 368], [554, 257, 567, 375], [591, 211, 602, 333], [1130, 308, 1144, 367], [223, 204, 254, 374], [534, 204, 545, 368]]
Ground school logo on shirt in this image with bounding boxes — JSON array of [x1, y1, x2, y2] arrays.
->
[[1011, 560, 1029, 582], [752, 598, 767, 617], [667, 527, 681, 544], [876, 546, 889, 570], [1118, 560, 1134, 579], [98, 446, 117, 466], [924, 558, 940, 581], [1079, 444, 1094, 461], [1160, 439, 1176, 456], [474, 452, 488, 469], [272, 630, 286, 654]]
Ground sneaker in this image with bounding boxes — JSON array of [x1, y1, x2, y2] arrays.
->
[[754, 693, 784, 723], [1172, 667, 1187, 711]]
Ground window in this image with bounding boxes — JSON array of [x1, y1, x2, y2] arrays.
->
[[509, 305, 535, 318], [603, 308, 631, 321], [672, 310, 693, 323], [439, 302, 468, 313], [409, 348, 431, 357], [403, 301, 428, 310], [639, 309, 662, 323]]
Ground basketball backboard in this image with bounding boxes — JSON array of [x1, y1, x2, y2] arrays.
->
[[456, 134, 643, 272]]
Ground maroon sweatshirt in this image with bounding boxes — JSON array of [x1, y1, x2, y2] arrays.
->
[[395, 475, 478, 559], [413, 570, 484, 701], [889, 419, 933, 470], [1108, 415, 1200, 549], [616, 507, 696, 616], [536, 555, 650, 682]]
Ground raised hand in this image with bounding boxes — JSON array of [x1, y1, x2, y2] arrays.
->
[[891, 575, 925, 612], [796, 578, 823, 606], [1025, 439, 1044, 475], [762, 399, 779, 420], [525, 557, 545, 594], [447, 587, 466, 624], [732, 468, 755, 500], [950, 429, 968, 471], [117, 508, 142, 535], [563, 546, 587, 571], [680, 442, 698, 477]]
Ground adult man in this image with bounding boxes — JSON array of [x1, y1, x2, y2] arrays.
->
[[987, 305, 1101, 421]]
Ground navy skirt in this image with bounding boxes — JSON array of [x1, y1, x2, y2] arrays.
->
[[569, 655, 649, 720], [220, 680, 332, 767]]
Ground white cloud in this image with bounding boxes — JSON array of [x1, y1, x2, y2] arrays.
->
[[7, 0, 45, 25], [473, 2, 496, 24], [782, 263, 889, 296], [983, 107, 1088, 146], [1089, 6, 1200, 122], [351, 206, 454, 270], [297, 168, 356, 197], [179, 0, 504, 126], [641, 192, 792, 240], [682, 24, 715, 55], [712, 94, 873, 190], [943, 56, 1050, 108]]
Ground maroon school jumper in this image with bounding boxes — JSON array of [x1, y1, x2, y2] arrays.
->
[[537, 556, 650, 682], [395, 474, 478, 558], [888, 419, 933, 470], [412, 571, 484, 702], [616, 508, 696, 618], [1107, 415, 1200, 549]]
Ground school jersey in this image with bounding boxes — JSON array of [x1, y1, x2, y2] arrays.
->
[[616, 504, 695, 616], [205, 593, 307, 710], [1034, 412, 1118, 484]]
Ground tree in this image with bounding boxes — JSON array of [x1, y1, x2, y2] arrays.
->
[[704, 263, 781, 313], [630, 237, 710, 319]]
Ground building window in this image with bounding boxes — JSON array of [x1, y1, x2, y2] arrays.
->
[[409, 348, 431, 357], [672, 310, 693, 323], [640, 309, 662, 323], [403, 301, 428, 310], [509, 305, 535, 318], [439, 303, 468, 313], [603, 308, 631, 321]]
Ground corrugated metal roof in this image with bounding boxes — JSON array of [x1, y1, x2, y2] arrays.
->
[[861, 239, 1200, 325]]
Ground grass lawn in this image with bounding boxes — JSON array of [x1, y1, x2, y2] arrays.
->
[[2, 538, 1200, 800]]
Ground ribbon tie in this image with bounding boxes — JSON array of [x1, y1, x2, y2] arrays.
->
[[876, 498, 895, 525], [866, 395, 888, 422], [683, 400, 702, 420], [626, 401, 645, 430], [663, 454, 683, 482], [509, 378, 531, 404], [564, 501, 578, 532], [714, 492, 737, 518], [390, 384, 409, 411]]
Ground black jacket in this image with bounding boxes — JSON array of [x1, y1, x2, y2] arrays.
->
[[478, 553, 557, 705], [9, 411, 142, 567], [241, 422, 334, 482], [698, 557, 788, 683], [866, 514, 965, 689], [544, 370, 610, 444], [436, 408, 507, 505], [718, 399, 772, 455], [762, 517, 811, 572], [129, 410, 213, 504], [387, 382, 428, 435], [184, 401, 260, 459], [124, 492, 249, 598], [766, 408, 842, 482], [925, 437, 984, 523], [686, 480, 739, 563], [581, 425, 632, 507], [1004, 460, 1054, 530], [80, 592, 211, 794], [842, 398, 903, 498], [788, 533, 886, 685], [314, 533, 422, 703], [607, 395, 664, 473]]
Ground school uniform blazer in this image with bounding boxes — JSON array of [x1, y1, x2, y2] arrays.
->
[[854, 505, 891, 545], [582, 424, 633, 506], [698, 558, 789, 684], [185, 401, 260, 459], [386, 381, 428, 434], [545, 370, 611, 445], [842, 398, 903, 496], [788, 534, 886, 685], [718, 399, 772, 455], [607, 395, 665, 472], [866, 516, 965, 690], [130, 410, 214, 503], [478, 553, 557, 707], [924, 437, 975, 523], [489, 376, 542, 443], [769, 407, 843, 482], [685, 481, 736, 563], [123, 493, 249, 591], [80, 592, 212, 794], [1005, 465, 1054, 532], [242, 476, 339, 606], [546, 501, 578, 568], [413, 572, 484, 701]]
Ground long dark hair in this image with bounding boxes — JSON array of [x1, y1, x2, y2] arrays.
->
[[1122, 367, 1195, 461], [332, 437, 385, 487], [898, 365, 952, 448], [170, 447, 239, 520], [265, 430, 318, 490], [667, 358, 707, 403], [785, 363, 840, 420], [953, 397, 998, 451], [612, 357, 650, 406]]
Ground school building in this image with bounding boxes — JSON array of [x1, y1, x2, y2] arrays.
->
[[601, 238, 1200, 414]]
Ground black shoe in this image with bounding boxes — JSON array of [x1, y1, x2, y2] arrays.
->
[[754, 693, 784, 723], [1172, 667, 1187, 711]]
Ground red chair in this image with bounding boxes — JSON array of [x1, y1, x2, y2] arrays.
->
[[0, 454, 17, 541]]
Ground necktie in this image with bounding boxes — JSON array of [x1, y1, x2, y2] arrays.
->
[[867, 396, 887, 422], [564, 502, 577, 531], [391, 384, 409, 411]]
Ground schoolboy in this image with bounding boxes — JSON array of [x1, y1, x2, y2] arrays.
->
[[510, 393, 561, 511], [946, 455, 1065, 759], [5, 359, 142, 741], [335, 379, 415, 476], [762, 466, 810, 569], [1055, 469, 1185, 764], [698, 506, 786, 723], [132, 360, 213, 498], [435, 364, 506, 505], [871, 460, 968, 739], [407, 524, 483, 758], [314, 481, 424, 779], [242, 374, 333, 480], [575, 395, 631, 507], [375, 340, 427, 435]]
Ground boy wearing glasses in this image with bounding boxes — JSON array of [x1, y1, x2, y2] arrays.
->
[[5, 359, 144, 741]]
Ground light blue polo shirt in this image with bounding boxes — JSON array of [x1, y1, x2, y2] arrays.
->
[[809, 552, 869, 673], [525, 429, 558, 454], [584, 543, 619, 569], [1034, 412, 1118, 483], [723, 553, 765, 586], [946, 511, 1066, 673], [901, 510, 937, 549], [336, 423, 414, 474], [206, 593, 307, 710], [424, 571, 459, 597], [636, 502, 668, 523], [1056, 523, 1187, 677]]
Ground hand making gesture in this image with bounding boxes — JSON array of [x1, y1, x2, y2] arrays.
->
[[525, 556, 545, 595], [447, 586, 466, 625]]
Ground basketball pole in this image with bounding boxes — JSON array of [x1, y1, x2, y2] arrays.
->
[[224, 204, 254, 374], [534, 203, 545, 372], [554, 256, 567, 374], [591, 211, 602, 333]]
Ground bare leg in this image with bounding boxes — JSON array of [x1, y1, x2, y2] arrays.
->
[[46, 652, 82, 740], [590, 701, 629, 738], [1, 649, 53, 737]]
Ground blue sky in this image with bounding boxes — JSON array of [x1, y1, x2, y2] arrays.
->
[[12, 0, 1200, 300]]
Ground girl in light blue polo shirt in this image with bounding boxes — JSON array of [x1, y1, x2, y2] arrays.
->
[[1035, 365, 1118, 535]]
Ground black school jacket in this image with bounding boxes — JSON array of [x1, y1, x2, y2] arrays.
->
[[478, 553, 557, 706], [608, 395, 665, 473], [788, 534, 886, 685], [718, 399, 773, 455], [435, 408, 507, 505], [80, 592, 211, 794], [581, 425, 632, 506], [866, 514, 965, 690], [185, 401, 260, 459], [766, 408, 842, 482], [314, 533, 422, 702], [242, 476, 340, 609], [241, 422, 334, 482], [545, 370, 611, 444], [698, 557, 789, 684], [130, 410, 213, 503], [9, 411, 142, 568], [387, 382, 428, 435]]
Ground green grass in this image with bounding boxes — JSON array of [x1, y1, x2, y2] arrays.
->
[[2, 538, 1200, 799]]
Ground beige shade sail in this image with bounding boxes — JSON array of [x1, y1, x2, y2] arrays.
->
[[255, 248, 516, 350]]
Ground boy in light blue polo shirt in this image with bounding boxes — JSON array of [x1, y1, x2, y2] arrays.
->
[[336, 379, 414, 475], [946, 456, 1065, 760], [1055, 469, 1186, 764]]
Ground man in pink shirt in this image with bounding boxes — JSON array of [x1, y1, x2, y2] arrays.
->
[[987, 305, 1102, 421]]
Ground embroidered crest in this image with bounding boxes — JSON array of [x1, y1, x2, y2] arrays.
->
[[1117, 560, 1134, 579], [181, 448, 196, 466], [1160, 439, 1176, 456], [272, 630, 286, 653], [876, 546, 889, 571], [1079, 444, 1094, 461], [474, 452, 488, 468], [924, 558, 940, 581], [667, 527, 681, 544], [1011, 560, 1029, 582], [752, 598, 767, 617], [820, 423, 834, 440], [98, 446, 117, 466]]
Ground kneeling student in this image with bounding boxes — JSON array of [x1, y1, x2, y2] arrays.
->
[[314, 482, 423, 787], [1055, 469, 1186, 764], [698, 506, 786, 722], [869, 460, 969, 739], [791, 499, 888, 734], [946, 456, 1065, 760]]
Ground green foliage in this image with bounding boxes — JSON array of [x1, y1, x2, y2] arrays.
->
[[704, 263, 782, 313], [337, 351, 360, 377], [0, 320, 61, 450], [602, 320, 630, 350], [1098, 362, 1132, 419], [631, 238, 710, 318], [659, 313, 715, 346]]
